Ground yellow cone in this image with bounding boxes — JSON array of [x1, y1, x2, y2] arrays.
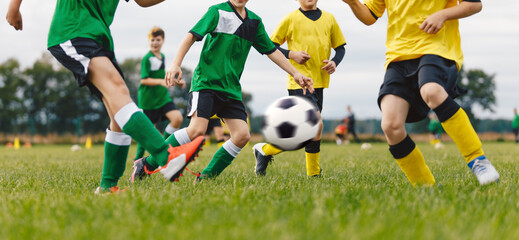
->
[[85, 137, 92, 149], [14, 137, 20, 150]]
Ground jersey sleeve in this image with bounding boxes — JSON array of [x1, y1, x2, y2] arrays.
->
[[189, 6, 219, 41], [141, 55, 151, 79], [270, 15, 290, 45], [253, 20, 276, 55], [330, 15, 347, 49], [363, 0, 386, 19]]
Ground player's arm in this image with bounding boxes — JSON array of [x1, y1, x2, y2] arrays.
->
[[273, 43, 311, 65], [141, 78, 168, 87], [341, 0, 377, 25], [6, 0, 23, 30], [134, 0, 164, 7], [267, 50, 314, 94], [322, 45, 346, 75], [165, 33, 198, 87], [420, 0, 482, 34]]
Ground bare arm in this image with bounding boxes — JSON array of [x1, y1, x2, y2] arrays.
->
[[134, 0, 164, 7], [6, 0, 23, 30], [420, 1, 483, 34], [165, 33, 198, 87], [341, 0, 377, 25], [267, 50, 314, 94], [141, 78, 167, 87]]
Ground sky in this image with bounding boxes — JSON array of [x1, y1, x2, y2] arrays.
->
[[1, 0, 518, 120]]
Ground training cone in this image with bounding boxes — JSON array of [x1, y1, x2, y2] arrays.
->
[[85, 137, 92, 149], [14, 137, 20, 150]]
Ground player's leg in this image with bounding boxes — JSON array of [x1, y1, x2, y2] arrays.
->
[[134, 109, 158, 160], [305, 111, 323, 177], [514, 128, 519, 143], [199, 118, 249, 179], [163, 102, 183, 140], [98, 99, 131, 192], [381, 95, 436, 186], [418, 56, 498, 185]]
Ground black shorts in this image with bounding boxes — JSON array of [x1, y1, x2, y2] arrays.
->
[[205, 118, 222, 135], [513, 128, 519, 135], [187, 90, 248, 122], [288, 88, 323, 112], [378, 54, 465, 123], [142, 101, 177, 124], [48, 38, 124, 100]]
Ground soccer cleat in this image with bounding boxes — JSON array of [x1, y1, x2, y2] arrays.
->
[[468, 156, 500, 185], [310, 168, 323, 178], [94, 186, 126, 195], [159, 136, 205, 182], [129, 157, 156, 183], [253, 143, 273, 176]]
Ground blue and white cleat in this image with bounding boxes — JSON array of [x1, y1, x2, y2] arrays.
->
[[468, 156, 500, 185]]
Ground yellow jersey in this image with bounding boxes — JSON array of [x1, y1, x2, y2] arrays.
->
[[271, 9, 346, 89], [364, 0, 464, 70]]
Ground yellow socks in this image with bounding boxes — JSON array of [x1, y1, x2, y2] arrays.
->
[[390, 135, 435, 186], [395, 146, 436, 186], [433, 98, 485, 163], [262, 143, 283, 156], [305, 152, 321, 176]]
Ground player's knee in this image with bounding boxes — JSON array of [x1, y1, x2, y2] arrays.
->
[[420, 83, 447, 108], [381, 119, 404, 137], [232, 130, 250, 146]]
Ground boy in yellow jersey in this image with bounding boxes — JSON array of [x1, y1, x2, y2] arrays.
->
[[340, 0, 499, 185], [253, 0, 346, 177]]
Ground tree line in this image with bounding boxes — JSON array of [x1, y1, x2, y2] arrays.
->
[[0, 54, 503, 137]]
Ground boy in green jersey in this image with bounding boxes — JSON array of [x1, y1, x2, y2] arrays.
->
[[131, 0, 314, 181], [340, 0, 499, 186], [513, 108, 519, 143], [133, 27, 185, 162], [7, 0, 205, 194], [253, 0, 347, 177]]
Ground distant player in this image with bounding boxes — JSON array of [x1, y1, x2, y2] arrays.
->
[[340, 0, 499, 185], [345, 105, 361, 143], [6, 0, 205, 194], [253, 0, 346, 177], [335, 123, 347, 145], [130, 0, 313, 181], [513, 108, 519, 143], [428, 112, 442, 145], [133, 26, 185, 161]]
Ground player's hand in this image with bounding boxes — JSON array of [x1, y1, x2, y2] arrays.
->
[[293, 73, 314, 95], [6, 9, 23, 30], [290, 51, 311, 65], [321, 60, 336, 74], [420, 11, 446, 34], [165, 65, 182, 87], [177, 79, 186, 89]]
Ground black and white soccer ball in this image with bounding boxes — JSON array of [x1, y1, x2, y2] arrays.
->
[[262, 96, 320, 151]]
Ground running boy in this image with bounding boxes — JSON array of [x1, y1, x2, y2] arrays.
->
[[339, 0, 499, 185], [133, 26, 185, 161], [6, 0, 205, 194], [130, 0, 314, 181], [254, 0, 346, 177]]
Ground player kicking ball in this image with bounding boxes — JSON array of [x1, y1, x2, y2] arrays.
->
[[6, 0, 205, 194], [339, 0, 499, 186], [131, 0, 314, 182], [254, 0, 347, 177]]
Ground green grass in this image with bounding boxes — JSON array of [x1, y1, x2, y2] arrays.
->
[[1, 142, 518, 240]]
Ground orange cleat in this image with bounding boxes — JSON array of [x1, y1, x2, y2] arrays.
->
[[158, 136, 205, 182]]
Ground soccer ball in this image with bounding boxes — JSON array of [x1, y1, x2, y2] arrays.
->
[[360, 143, 372, 150], [262, 96, 320, 151]]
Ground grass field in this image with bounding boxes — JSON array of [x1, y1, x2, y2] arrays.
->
[[1, 141, 518, 240]]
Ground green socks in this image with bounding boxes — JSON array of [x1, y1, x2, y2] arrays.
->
[[114, 103, 169, 167], [201, 140, 241, 178], [100, 129, 131, 189]]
